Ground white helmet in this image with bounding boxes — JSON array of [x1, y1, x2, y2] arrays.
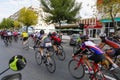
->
[[99, 33, 106, 38]]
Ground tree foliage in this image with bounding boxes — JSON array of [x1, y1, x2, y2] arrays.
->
[[18, 7, 38, 31], [97, 0, 120, 33], [40, 0, 82, 26], [0, 18, 14, 29], [14, 20, 21, 29], [97, 0, 120, 18]]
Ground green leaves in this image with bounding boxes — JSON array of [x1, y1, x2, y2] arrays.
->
[[40, 0, 82, 25], [0, 18, 14, 29], [18, 7, 38, 27]]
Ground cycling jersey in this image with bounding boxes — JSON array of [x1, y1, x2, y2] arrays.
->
[[101, 37, 120, 49], [38, 34, 52, 48], [81, 40, 104, 55], [22, 32, 28, 38], [50, 35, 61, 45]]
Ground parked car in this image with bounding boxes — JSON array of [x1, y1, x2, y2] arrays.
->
[[69, 34, 80, 46]]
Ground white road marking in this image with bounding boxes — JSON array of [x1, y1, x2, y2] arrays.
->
[[105, 75, 116, 80]]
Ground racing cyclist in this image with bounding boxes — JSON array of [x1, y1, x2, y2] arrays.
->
[[49, 32, 61, 54], [73, 35, 118, 74], [99, 34, 119, 70], [21, 31, 29, 45]]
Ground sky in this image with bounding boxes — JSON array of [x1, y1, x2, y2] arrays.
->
[[0, 0, 96, 22]]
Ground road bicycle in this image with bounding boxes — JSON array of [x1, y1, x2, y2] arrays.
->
[[35, 47, 56, 73], [68, 50, 106, 80], [53, 44, 66, 61], [73, 42, 81, 54], [22, 37, 29, 50]]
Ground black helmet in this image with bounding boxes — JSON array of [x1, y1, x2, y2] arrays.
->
[[40, 30, 44, 35], [80, 35, 88, 40]]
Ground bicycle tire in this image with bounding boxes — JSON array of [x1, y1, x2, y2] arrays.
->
[[114, 55, 120, 67], [4, 40, 8, 47], [73, 45, 80, 53], [46, 56, 56, 73], [94, 70, 106, 80], [56, 45, 66, 61], [35, 51, 42, 65], [68, 59, 85, 79]]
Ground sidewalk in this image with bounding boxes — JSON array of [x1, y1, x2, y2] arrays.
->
[[62, 35, 70, 40], [62, 35, 101, 44]]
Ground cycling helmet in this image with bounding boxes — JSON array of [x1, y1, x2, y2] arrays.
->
[[99, 33, 106, 38], [40, 30, 44, 35], [52, 32, 57, 36], [80, 35, 88, 40]]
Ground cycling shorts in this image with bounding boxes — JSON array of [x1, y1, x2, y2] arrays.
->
[[88, 54, 105, 63], [23, 37, 28, 41]]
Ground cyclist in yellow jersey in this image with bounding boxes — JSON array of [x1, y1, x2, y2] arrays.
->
[[21, 31, 29, 45]]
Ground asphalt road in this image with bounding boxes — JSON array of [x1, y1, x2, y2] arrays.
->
[[0, 37, 118, 80]]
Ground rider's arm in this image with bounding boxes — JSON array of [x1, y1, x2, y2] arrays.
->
[[98, 42, 106, 49]]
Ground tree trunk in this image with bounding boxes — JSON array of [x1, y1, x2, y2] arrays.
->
[[58, 20, 62, 40], [110, 9, 117, 35], [26, 26, 28, 33]]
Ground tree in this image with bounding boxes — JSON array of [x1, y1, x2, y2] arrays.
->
[[18, 7, 38, 32], [14, 20, 21, 30], [0, 18, 14, 29], [97, 0, 120, 33], [40, 0, 82, 27]]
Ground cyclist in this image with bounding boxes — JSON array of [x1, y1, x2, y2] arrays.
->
[[49, 32, 61, 53], [37, 30, 52, 57], [21, 31, 29, 45], [13, 30, 18, 42], [7, 30, 13, 43], [73, 35, 118, 74], [98, 34, 119, 70]]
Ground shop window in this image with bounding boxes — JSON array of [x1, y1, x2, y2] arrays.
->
[[93, 29, 96, 38], [117, 21, 120, 27], [110, 22, 114, 27]]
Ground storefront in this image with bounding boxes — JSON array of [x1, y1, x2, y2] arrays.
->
[[84, 22, 102, 39], [100, 17, 120, 37], [79, 18, 102, 39]]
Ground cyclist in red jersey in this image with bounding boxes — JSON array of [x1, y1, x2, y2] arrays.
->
[[99, 34, 120, 57], [49, 32, 61, 53], [99, 34, 119, 70]]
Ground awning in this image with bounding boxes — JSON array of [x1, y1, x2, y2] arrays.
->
[[100, 17, 120, 23]]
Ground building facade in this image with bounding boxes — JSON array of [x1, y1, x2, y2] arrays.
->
[[9, 6, 56, 34], [78, 18, 102, 39]]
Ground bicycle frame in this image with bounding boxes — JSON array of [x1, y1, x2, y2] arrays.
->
[[72, 54, 101, 74]]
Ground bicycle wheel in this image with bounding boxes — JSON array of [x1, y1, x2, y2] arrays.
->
[[73, 45, 80, 53], [94, 70, 106, 80], [56, 45, 66, 61], [68, 59, 85, 79], [4, 39, 8, 47], [23, 42, 29, 50], [35, 51, 42, 65], [114, 55, 120, 67], [46, 56, 56, 73]]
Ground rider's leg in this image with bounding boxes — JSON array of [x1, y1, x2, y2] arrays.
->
[[104, 53, 118, 70], [23, 37, 28, 45], [39, 47, 44, 56], [83, 55, 93, 73]]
